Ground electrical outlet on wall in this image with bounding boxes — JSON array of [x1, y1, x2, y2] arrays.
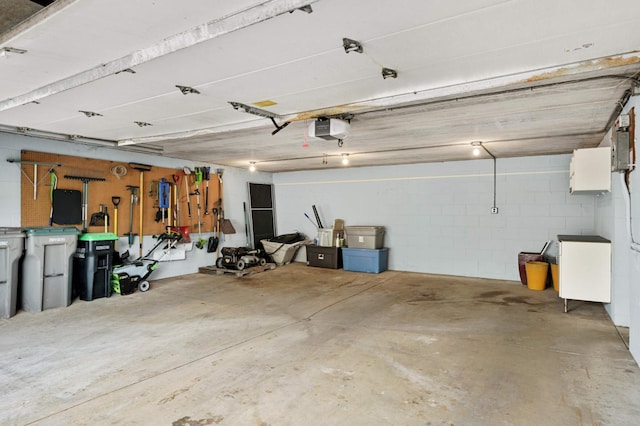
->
[[491, 207, 499, 214]]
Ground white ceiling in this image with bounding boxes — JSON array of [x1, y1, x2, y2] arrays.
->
[[1, 0, 639, 172]]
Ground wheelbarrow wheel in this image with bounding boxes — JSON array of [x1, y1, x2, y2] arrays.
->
[[139, 280, 150, 292], [259, 258, 267, 266]]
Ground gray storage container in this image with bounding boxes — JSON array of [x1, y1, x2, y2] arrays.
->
[[0, 228, 25, 318], [345, 226, 385, 249], [21, 226, 80, 312]]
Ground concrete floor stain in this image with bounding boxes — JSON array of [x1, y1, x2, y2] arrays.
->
[[406, 291, 442, 303], [172, 415, 223, 425], [477, 290, 509, 298]]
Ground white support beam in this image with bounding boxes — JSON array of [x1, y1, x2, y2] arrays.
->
[[0, 0, 318, 112]]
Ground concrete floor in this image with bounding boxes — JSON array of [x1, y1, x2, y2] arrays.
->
[[1, 264, 639, 425]]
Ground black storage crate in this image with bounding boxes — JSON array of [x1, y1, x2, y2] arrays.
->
[[73, 233, 118, 301], [306, 245, 343, 269]]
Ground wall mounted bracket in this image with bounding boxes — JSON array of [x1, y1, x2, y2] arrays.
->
[[7, 159, 63, 200]]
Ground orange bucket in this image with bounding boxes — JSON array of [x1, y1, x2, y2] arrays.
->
[[525, 261, 548, 291]]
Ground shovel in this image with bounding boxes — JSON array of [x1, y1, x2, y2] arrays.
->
[[207, 208, 219, 252]]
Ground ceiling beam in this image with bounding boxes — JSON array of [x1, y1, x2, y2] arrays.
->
[[0, 0, 318, 112]]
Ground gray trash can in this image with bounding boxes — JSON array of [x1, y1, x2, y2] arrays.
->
[[1, 227, 25, 318], [21, 227, 80, 312]]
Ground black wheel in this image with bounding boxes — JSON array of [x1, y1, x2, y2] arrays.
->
[[259, 258, 267, 266], [236, 259, 246, 270], [139, 280, 150, 292], [216, 257, 225, 269]]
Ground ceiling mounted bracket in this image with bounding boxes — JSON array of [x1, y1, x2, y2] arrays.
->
[[382, 67, 398, 79], [0, 47, 27, 56], [229, 101, 290, 136], [342, 38, 363, 54], [269, 118, 290, 135], [115, 68, 136, 74], [79, 110, 102, 117], [291, 5, 313, 13], [176, 85, 200, 95]]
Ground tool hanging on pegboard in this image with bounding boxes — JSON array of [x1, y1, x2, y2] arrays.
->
[[126, 185, 139, 247], [172, 173, 181, 227], [158, 178, 170, 224], [203, 166, 211, 222], [193, 167, 206, 249]]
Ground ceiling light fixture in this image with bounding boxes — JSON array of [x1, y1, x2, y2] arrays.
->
[[249, 162, 256, 172], [342, 154, 349, 165], [176, 85, 200, 95], [381, 67, 398, 79], [342, 38, 363, 54], [471, 141, 482, 156], [79, 110, 103, 117]]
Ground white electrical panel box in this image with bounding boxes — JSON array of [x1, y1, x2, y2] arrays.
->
[[569, 147, 611, 194]]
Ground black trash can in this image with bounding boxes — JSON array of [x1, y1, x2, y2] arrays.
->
[[73, 233, 118, 301]]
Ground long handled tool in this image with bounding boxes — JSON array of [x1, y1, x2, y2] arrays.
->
[[210, 207, 219, 252], [172, 174, 181, 227], [112, 196, 121, 248], [64, 173, 106, 232], [129, 163, 152, 256], [203, 166, 210, 219], [312, 204, 324, 229], [126, 186, 139, 247], [193, 167, 206, 249], [183, 167, 192, 227], [48, 169, 57, 226], [215, 169, 224, 258]]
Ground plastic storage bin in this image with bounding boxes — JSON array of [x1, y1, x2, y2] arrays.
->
[[21, 226, 80, 312], [1, 228, 25, 318], [317, 228, 338, 247], [73, 233, 118, 301], [306, 246, 342, 269], [261, 239, 307, 265], [342, 247, 388, 273], [345, 226, 385, 249]]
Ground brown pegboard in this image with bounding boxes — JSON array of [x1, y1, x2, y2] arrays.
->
[[19, 151, 219, 238]]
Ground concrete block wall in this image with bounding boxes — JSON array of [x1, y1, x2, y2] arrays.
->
[[273, 154, 595, 281], [595, 173, 631, 327], [594, 94, 640, 364]]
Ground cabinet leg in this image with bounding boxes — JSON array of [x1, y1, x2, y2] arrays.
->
[[564, 298, 568, 313]]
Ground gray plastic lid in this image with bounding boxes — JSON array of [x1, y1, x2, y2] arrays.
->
[[0, 227, 25, 237]]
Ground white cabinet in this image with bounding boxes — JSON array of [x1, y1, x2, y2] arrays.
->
[[569, 147, 611, 193], [558, 235, 611, 312]]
